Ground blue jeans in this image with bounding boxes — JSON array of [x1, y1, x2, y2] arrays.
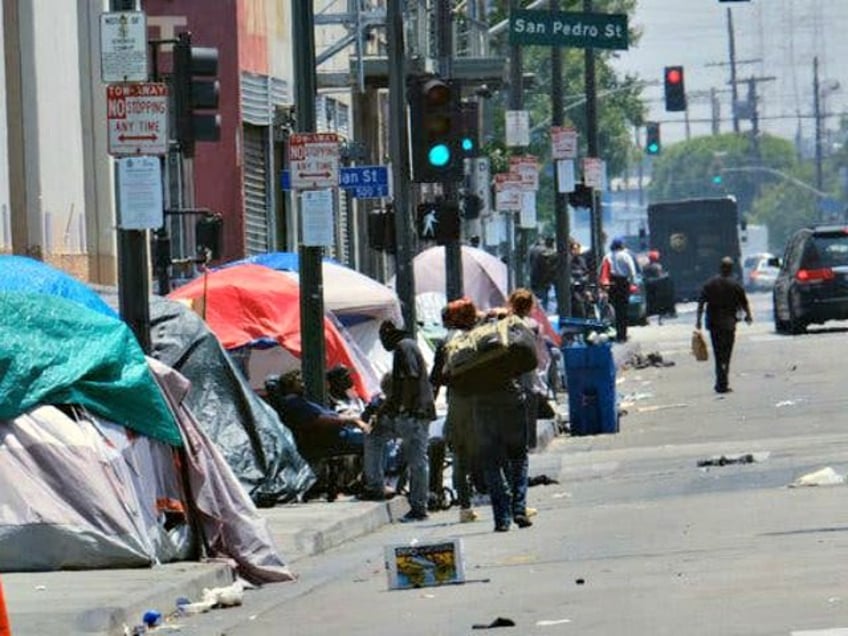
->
[[394, 415, 430, 515], [473, 388, 529, 528], [363, 415, 398, 492]]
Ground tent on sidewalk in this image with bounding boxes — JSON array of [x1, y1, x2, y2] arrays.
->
[[226, 252, 403, 378], [168, 263, 380, 398], [149, 297, 315, 506], [0, 293, 293, 582]]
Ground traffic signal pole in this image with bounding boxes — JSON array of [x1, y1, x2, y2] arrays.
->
[[584, 0, 603, 280], [550, 0, 572, 321], [291, 1, 327, 404], [386, 0, 417, 334], [436, 0, 464, 302], [508, 0, 526, 291]]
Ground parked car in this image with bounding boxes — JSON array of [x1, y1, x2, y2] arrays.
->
[[747, 258, 780, 291], [772, 225, 848, 334]]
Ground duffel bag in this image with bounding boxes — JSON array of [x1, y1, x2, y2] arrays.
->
[[444, 315, 538, 392]]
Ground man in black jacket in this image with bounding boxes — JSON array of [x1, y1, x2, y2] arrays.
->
[[696, 257, 753, 394]]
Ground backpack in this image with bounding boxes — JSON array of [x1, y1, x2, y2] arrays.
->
[[443, 315, 538, 393]]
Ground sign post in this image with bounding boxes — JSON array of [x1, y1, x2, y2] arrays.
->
[[106, 83, 168, 156]]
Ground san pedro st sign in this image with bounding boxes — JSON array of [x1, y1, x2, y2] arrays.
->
[[509, 9, 628, 50]]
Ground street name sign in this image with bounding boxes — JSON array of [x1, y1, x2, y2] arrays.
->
[[100, 11, 148, 82], [509, 9, 628, 51], [289, 132, 340, 190], [338, 165, 390, 198], [106, 83, 168, 156]]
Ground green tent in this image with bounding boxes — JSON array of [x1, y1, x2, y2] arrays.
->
[[0, 292, 181, 446]]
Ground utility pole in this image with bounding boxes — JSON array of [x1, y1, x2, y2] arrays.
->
[[291, 1, 326, 404], [508, 0, 526, 290], [584, 0, 602, 277], [813, 56, 823, 192], [550, 0, 571, 320], [726, 7, 740, 134], [437, 0, 463, 302], [386, 0, 417, 333]]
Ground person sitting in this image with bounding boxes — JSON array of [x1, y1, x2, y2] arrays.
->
[[265, 369, 371, 500]]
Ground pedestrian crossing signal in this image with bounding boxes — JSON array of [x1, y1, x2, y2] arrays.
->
[[417, 202, 460, 244]]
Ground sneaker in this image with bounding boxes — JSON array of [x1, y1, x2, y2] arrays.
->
[[399, 510, 429, 523], [459, 508, 479, 523], [526, 507, 538, 518], [358, 486, 395, 501], [513, 514, 533, 528], [494, 523, 510, 532]]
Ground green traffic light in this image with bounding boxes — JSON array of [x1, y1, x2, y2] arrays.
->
[[428, 143, 451, 167], [647, 142, 659, 154], [461, 137, 474, 153], [712, 175, 723, 185]]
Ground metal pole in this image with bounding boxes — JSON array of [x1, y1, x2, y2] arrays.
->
[[508, 0, 526, 291], [437, 0, 464, 302], [386, 0, 417, 334], [584, 0, 602, 278], [813, 56, 823, 193], [111, 0, 150, 353], [550, 0, 571, 320], [292, 0, 326, 404]]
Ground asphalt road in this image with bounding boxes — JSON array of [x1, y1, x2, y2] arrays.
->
[[178, 291, 848, 636]]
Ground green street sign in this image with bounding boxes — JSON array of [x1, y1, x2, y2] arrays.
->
[[509, 9, 628, 50]]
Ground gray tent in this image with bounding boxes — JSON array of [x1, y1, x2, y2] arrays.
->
[[149, 297, 315, 506]]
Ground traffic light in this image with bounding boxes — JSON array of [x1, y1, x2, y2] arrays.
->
[[460, 193, 482, 219], [664, 66, 687, 112], [567, 183, 593, 209], [459, 102, 480, 158], [173, 32, 221, 157], [645, 122, 661, 155], [408, 76, 463, 183], [417, 201, 460, 244], [367, 209, 396, 253]]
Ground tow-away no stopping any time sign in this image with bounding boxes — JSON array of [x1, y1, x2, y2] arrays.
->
[[107, 83, 168, 156]]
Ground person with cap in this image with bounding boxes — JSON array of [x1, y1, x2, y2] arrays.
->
[[696, 256, 753, 394], [601, 237, 638, 343], [379, 319, 437, 522]]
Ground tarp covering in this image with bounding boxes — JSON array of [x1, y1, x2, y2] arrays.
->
[[149, 297, 315, 505], [0, 255, 118, 318], [168, 263, 374, 398], [0, 292, 181, 446]]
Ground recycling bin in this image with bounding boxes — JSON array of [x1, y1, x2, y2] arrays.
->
[[563, 342, 618, 436]]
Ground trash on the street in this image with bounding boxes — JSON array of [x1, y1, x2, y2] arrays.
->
[[385, 539, 465, 590], [776, 399, 802, 408], [789, 466, 846, 488], [142, 610, 162, 628], [201, 579, 245, 608], [697, 452, 769, 467], [537, 618, 572, 626], [472, 617, 515, 629]]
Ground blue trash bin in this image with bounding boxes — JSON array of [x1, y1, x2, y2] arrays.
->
[[563, 342, 618, 436]]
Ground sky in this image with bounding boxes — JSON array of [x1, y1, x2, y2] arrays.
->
[[611, 0, 848, 149]]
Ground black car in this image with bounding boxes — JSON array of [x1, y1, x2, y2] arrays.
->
[[772, 225, 848, 334]]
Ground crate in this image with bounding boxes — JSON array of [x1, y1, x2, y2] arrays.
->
[[563, 343, 618, 436]]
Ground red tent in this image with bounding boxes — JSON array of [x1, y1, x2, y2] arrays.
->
[[168, 264, 371, 398]]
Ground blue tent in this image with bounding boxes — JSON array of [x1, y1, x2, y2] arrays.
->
[[0, 255, 118, 318]]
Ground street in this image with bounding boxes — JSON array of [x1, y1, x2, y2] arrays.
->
[[169, 292, 848, 636]]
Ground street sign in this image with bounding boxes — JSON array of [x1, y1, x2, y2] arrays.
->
[[106, 83, 168, 156], [509, 155, 539, 191], [551, 126, 578, 160], [505, 110, 530, 147], [100, 11, 148, 82], [117, 156, 163, 230], [583, 157, 604, 189], [289, 132, 340, 190], [509, 9, 628, 51], [494, 173, 523, 212], [280, 165, 390, 198], [301, 189, 335, 246], [339, 165, 391, 198]]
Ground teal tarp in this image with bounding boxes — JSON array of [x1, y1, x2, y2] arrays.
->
[[0, 292, 182, 446]]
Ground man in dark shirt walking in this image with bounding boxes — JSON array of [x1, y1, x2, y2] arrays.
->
[[696, 257, 752, 394]]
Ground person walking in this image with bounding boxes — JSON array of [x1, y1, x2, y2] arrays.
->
[[431, 298, 483, 524], [696, 256, 753, 394], [378, 320, 437, 522], [601, 237, 638, 342]]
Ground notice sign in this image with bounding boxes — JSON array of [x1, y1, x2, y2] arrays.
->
[[107, 83, 168, 156], [385, 539, 465, 590], [300, 189, 334, 246], [117, 156, 163, 230], [289, 133, 340, 190], [100, 11, 148, 82], [551, 126, 578, 160]]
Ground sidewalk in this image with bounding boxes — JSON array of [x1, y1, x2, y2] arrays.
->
[[3, 341, 638, 635]]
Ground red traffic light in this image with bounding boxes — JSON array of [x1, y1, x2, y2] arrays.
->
[[666, 68, 682, 84]]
